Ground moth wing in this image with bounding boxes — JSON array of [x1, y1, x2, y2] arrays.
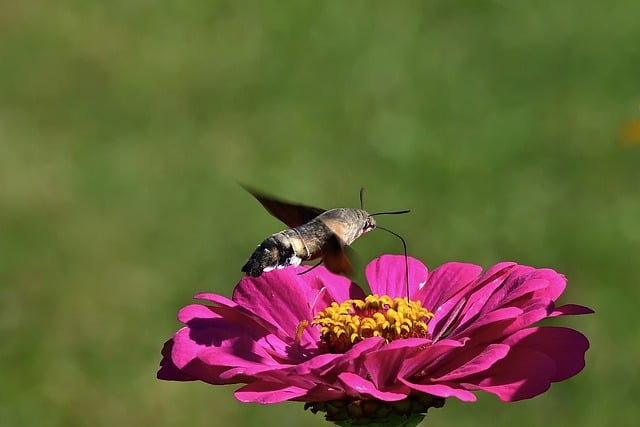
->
[[243, 185, 325, 228], [322, 235, 354, 277]]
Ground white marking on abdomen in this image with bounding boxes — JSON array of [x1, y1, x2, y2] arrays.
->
[[262, 255, 302, 273], [287, 255, 302, 267]]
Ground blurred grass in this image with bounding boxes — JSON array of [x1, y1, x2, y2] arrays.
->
[[1, 1, 639, 426]]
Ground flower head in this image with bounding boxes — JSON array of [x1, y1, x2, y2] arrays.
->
[[158, 255, 592, 424]]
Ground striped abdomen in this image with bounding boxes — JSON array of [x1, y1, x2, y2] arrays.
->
[[241, 221, 331, 277]]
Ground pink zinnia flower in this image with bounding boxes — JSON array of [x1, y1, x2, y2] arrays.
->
[[158, 255, 592, 425]]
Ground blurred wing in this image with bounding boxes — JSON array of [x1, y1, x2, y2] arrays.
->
[[243, 185, 325, 228], [323, 235, 354, 277]]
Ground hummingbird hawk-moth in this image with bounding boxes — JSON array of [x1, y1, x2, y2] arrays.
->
[[241, 186, 409, 277]]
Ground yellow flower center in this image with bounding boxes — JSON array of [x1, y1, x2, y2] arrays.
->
[[311, 295, 434, 353]]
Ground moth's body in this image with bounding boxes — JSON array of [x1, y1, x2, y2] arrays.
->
[[241, 196, 377, 277]]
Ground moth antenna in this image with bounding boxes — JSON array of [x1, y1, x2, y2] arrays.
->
[[371, 209, 411, 216], [377, 226, 410, 299], [359, 188, 409, 216]]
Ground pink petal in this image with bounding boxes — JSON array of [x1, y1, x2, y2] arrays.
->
[[450, 267, 518, 332], [303, 265, 367, 303], [474, 262, 519, 290], [173, 326, 277, 371], [429, 297, 467, 342], [453, 306, 524, 339], [363, 338, 433, 389], [398, 379, 477, 402], [231, 267, 365, 343], [298, 385, 348, 402], [417, 262, 483, 315], [463, 327, 590, 401], [177, 303, 222, 324], [293, 353, 343, 373], [235, 381, 309, 403], [338, 372, 410, 401], [504, 326, 590, 381], [164, 332, 247, 385], [524, 268, 567, 301], [365, 255, 428, 298], [178, 304, 287, 354], [398, 338, 468, 379], [476, 269, 566, 318], [172, 358, 236, 385], [400, 340, 507, 385], [186, 296, 304, 349], [232, 271, 318, 335], [431, 343, 511, 381], [167, 305, 306, 386], [231, 353, 342, 382], [453, 298, 564, 341], [449, 267, 569, 337], [481, 278, 555, 313], [551, 304, 595, 317], [472, 268, 567, 319], [462, 347, 556, 401], [193, 292, 237, 308], [157, 339, 195, 381], [198, 345, 282, 372], [318, 337, 386, 380]]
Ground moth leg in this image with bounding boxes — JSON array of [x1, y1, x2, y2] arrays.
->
[[298, 261, 324, 275]]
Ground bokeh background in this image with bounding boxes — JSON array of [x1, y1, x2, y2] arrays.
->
[[2, 1, 639, 426]]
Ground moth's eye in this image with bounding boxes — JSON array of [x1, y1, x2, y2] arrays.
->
[[363, 218, 376, 231]]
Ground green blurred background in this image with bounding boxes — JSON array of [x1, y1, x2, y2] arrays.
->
[[1, 1, 639, 426]]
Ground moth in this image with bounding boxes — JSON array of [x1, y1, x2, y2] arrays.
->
[[241, 186, 409, 277]]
